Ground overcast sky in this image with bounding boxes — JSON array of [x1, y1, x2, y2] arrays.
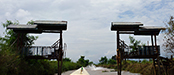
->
[[0, 0, 174, 63]]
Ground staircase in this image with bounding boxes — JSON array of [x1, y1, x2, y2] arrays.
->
[[153, 56, 174, 75]]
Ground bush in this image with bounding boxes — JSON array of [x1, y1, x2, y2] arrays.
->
[[49, 59, 82, 73]]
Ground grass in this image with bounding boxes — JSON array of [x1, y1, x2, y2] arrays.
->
[[97, 60, 157, 75]]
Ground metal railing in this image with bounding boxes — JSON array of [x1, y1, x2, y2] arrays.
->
[[119, 39, 160, 57], [125, 46, 160, 56], [21, 46, 56, 56]]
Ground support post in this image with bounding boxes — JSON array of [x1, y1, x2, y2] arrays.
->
[[58, 59, 60, 75], [37, 47, 38, 55], [42, 47, 43, 56], [154, 33, 160, 75], [153, 58, 157, 75], [20, 34, 23, 54], [58, 30, 63, 75], [151, 35, 154, 55], [17, 33, 20, 52], [151, 35, 157, 75], [171, 55, 173, 60], [117, 30, 121, 75]]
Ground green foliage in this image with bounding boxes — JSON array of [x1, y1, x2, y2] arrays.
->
[[0, 49, 56, 75], [123, 63, 155, 75], [0, 20, 18, 50], [19, 59, 54, 75], [129, 36, 145, 52], [48, 58, 82, 73], [0, 20, 56, 75], [99, 55, 117, 65], [108, 59, 116, 64], [63, 57, 71, 62], [111, 55, 116, 60], [141, 59, 149, 64], [0, 20, 95, 74], [129, 36, 141, 51], [77, 56, 89, 67], [99, 60, 156, 75], [27, 20, 34, 25], [0, 20, 38, 51], [0, 49, 20, 75], [62, 61, 81, 72], [88, 61, 93, 65], [127, 60, 138, 63], [99, 56, 108, 64]]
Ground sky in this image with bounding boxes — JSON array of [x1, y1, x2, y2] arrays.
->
[[0, 0, 174, 63]]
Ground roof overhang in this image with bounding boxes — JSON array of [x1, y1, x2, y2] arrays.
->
[[111, 22, 166, 36], [7, 20, 67, 33], [7, 24, 42, 33], [111, 22, 143, 31], [34, 20, 67, 30], [134, 26, 166, 35]]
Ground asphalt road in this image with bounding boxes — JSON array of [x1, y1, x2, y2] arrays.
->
[[59, 67, 141, 75]]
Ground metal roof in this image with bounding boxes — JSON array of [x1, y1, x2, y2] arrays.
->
[[111, 22, 166, 35], [7, 20, 67, 33], [34, 20, 67, 25], [116, 26, 165, 35], [139, 26, 166, 30], [111, 22, 143, 31], [134, 26, 166, 35], [7, 24, 42, 33], [134, 30, 161, 35], [112, 22, 143, 26], [7, 24, 37, 29], [34, 20, 67, 30]]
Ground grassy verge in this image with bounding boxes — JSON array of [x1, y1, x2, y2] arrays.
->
[[49, 60, 82, 73], [97, 60, 156, 75]]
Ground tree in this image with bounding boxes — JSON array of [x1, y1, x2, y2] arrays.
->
[[88, 61, 93, 65], [111, 55, 116, 60], [108, 59, 116, 64], [77, 56, 89, 66], [107, 55, 117, 64], [0, 20, 52, 75], [163, 16, 174, 55], [63, 57, 71, 62], [99, 56, 108, 64], [129, 36, 145, 52], [0, 20, 38, 52]]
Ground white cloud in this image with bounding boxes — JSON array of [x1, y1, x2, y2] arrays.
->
[[16, 9, 30, 18], [5, 12, 11, 17], [105, 50, 115, 56], [0, 0, 174, 63]]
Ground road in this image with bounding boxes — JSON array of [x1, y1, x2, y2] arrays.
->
[[60, 67, 141, 75]]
